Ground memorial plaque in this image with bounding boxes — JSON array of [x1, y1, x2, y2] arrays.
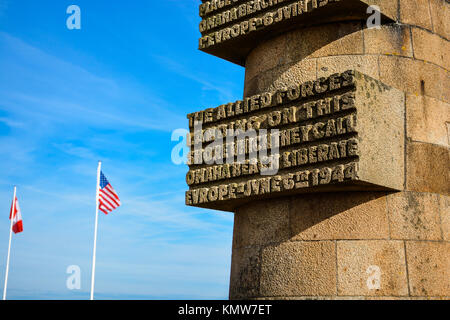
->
[[185, 70, 405, 211], [198, 0, 394, 65]]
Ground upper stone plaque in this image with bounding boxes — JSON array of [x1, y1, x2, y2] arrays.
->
[[198, 0, 393, 65]]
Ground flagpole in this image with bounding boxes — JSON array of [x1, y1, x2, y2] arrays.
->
[[90, 161, 101, 300], [3, 186, 16, 301]]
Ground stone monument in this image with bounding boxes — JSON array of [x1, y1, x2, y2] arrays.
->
[[187, 0, 449, 299]]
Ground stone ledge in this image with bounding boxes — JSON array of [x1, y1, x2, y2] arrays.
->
[[199, 0, 395, 65]]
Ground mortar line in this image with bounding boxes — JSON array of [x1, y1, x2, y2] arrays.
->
[[403, 92, 408, 191], [403, 240, 411, 297], [234, 238, 450, 250], [377, 54, 381, 79], [402, 23, 449, 41], [257, 245, 263, 298], [408, 139, 450, 149], [409, 26, 416, 59], [385, 196, 392, 240], [334, 240, 339, 296], [437, 194, 445, 240], [427, 0, 434, 33]]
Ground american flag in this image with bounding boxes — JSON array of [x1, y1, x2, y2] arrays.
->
[[98, 171, 121, 214]]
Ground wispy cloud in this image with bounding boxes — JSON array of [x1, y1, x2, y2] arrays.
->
[[154, 55, 239, 104], [0, 32, 186, 134], [0, 116, 24, 128]]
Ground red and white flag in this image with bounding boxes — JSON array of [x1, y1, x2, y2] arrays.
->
[[98, 171, 121, 214], [9, 197, 23, 234]]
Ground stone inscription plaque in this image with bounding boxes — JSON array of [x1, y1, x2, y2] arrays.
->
[[185, 71, 405, 211], [198, 0, 393, 65]]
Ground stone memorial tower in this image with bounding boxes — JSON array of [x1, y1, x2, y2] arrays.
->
[[187, 0, 449, 299]]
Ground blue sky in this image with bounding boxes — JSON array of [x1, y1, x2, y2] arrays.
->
[[0, 0, 244, 299]]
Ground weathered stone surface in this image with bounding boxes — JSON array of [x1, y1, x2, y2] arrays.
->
[[440, 195, 450, 241], [387, 192, 443, 240], [337, 240, 408, 296], [186, 71, 405, 211], [364, 296, 411, 300], [253, 295, 447, 300], [409, 296, 450, 300], [290, 192, 389, 240], [360, 0, 399, 21], [366, 296, 450, 300], [363, 24, 413, 57], [317, 55, 379, 80], [245, 35, 287, 83], [252, 295, 448, 300], [260, 241, 336, 296], [229, 246, 261, 299], [233, 197, 290, 248], [406, 241, 450, 297], [406, 94, 450, 147], [285, 22, 363, 62], [379, 55, 448, 103], [411, 27, 450, 70], [406, 142, 450, 195], [430, 0, 450, 40], [199, 0, 395, 65], [348, 72, 405, 191], [447, 122, 450, 145], [252, 296, 337, 300], [399, 0, 433, 30], [444, 68, 450, 103], [255, 58, 318, 95]]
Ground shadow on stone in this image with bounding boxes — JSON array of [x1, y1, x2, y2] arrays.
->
[[289, 191, 391, 240]]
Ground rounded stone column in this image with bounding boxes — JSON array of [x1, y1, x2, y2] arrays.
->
[[230, 1, 449, 300]]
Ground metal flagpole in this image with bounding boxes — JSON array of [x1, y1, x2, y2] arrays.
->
[[90, 161, 101, 300], [3, 186, 16, 301]]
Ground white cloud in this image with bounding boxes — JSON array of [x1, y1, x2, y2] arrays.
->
[[0, 32, 186, 133]]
